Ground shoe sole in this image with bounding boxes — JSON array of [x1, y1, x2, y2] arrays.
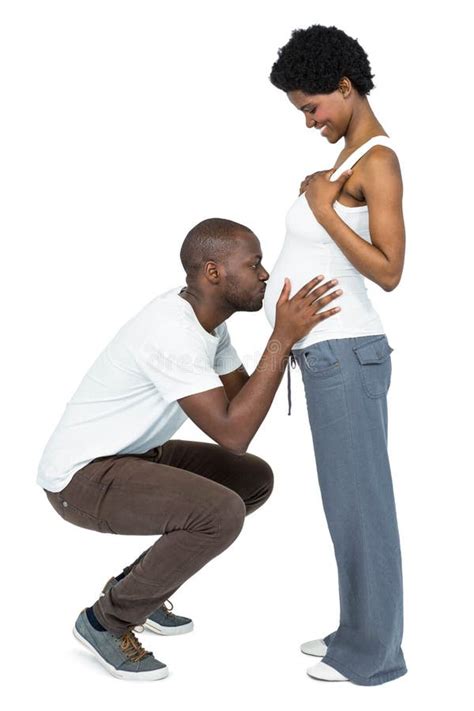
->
[[143, 619, 194, 636], [72, 625, 169, 680], [307, 672, 349, 682]]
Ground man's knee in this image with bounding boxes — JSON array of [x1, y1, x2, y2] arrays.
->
[[248, 454, 274, 502], [258, 458, 274, 497], [216, 490, 246, 544]]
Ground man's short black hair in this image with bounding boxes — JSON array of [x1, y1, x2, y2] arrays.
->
[[269, 24, 375, 97], [180, 217, 253, 278]]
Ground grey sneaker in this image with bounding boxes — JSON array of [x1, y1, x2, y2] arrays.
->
[[73, 608, 168, 680], [101, 576, 194, 636]]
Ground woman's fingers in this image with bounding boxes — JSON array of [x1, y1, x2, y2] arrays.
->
[[299, 172, 317, 194]]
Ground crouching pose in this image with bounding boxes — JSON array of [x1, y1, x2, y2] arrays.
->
[[38, 217, 342, 680]]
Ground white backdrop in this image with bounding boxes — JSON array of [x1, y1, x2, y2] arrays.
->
[[2, 0, 472, 707]]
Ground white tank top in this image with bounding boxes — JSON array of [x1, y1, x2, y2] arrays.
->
[[263, 135, 395, 351]]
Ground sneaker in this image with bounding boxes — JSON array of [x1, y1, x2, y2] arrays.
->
[[300, 639, 328, 657], [101, 576, 194, 636], [307, 660, 349, 682], [73, 608, 168, 680]]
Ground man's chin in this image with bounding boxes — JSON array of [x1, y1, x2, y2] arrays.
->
[[236, 300, 263, 313], [249, 298, 264, 312]]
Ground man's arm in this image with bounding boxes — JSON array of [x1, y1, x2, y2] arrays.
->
[[219, 364, 250, 401], [179, 332, 293, 455], [178, 275, 342, 455]]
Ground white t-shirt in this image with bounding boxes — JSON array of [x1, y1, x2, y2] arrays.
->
[[37, 286, 242, 492]]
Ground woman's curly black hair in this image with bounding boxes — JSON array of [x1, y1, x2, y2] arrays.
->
[[269, 24, 375, 97]]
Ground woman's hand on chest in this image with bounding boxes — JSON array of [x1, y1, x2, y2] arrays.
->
[[299, 168, 353, 221]]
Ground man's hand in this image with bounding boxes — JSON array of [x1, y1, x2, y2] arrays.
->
[[273, 274, 342, 348]]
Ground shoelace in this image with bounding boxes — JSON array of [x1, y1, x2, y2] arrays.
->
[[133, 599, 174, 633], [161, 599, 174, 615], [120, 627, 153, 663]]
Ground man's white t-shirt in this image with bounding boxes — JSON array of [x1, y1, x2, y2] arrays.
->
[[37, 286, 242, 492]]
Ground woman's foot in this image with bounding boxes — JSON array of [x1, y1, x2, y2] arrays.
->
[[307, 661, 349, 682], [300, 638, 328, 657]]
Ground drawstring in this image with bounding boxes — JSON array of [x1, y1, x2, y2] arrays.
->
[[287, 350, 297, 415]]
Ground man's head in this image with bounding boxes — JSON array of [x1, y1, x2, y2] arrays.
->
[[180, 217, 269, 312]]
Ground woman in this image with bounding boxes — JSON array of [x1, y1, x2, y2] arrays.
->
[[263, 25, 407, 686]]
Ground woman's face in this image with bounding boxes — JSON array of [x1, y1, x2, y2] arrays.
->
[[287, 88, 348, 143]]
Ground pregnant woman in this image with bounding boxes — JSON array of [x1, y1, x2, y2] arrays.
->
[[264, 25, 407, 686]]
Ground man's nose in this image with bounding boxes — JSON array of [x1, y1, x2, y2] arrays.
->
[[305, 116, 315, 129]]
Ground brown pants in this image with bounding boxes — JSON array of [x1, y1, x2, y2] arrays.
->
[[44, 439, 274, 634]]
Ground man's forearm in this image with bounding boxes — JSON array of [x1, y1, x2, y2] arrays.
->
[[224, 330, 293, 453]]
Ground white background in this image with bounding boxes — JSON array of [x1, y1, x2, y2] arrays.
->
[[2, 0, 473, 707]]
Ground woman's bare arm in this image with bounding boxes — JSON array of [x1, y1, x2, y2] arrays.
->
[[305, 147, 406, 291]]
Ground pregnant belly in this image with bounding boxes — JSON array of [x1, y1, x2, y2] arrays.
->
[[263, 249, 368, 329]]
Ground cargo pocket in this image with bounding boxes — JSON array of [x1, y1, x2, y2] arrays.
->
[[352, 335, 394, 398]]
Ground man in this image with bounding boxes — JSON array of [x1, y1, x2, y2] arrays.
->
[[38, 217, 342, 680]]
